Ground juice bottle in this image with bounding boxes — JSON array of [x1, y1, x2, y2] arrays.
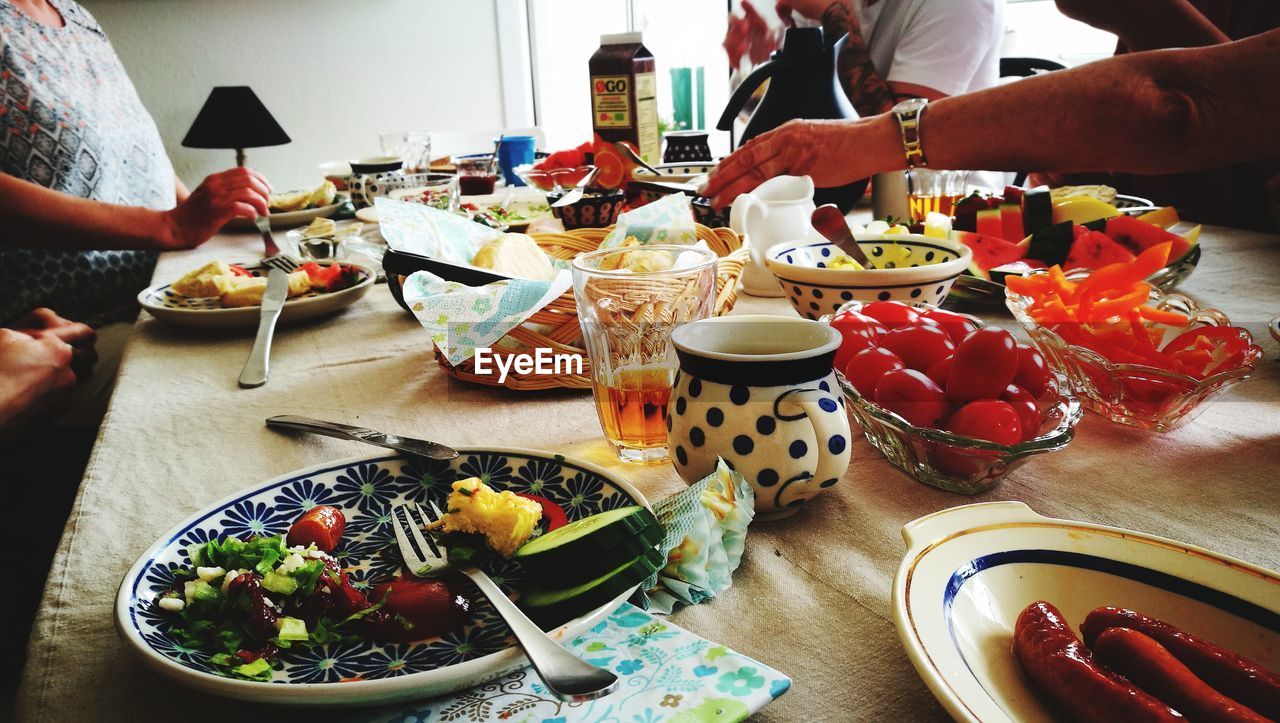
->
[[589, 33, 659, 166]]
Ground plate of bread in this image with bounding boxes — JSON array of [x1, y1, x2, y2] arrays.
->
[[138, 258, 376, 328], [225, 180, 346, 231]]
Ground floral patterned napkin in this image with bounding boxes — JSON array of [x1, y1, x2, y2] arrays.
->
[[376, 197, 502, 266], [401, 269, 573, 365], [600, 194, 698, 249], [353, 603, 790, 723]]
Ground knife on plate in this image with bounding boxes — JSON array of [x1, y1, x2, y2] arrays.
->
[[266, 415, 460, 460], [237, 265, 289, 388]]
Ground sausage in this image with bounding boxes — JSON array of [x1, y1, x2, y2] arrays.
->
[[1083, 607, 1280, 720], [1013, 601, 1184, 722], [1094, 628, 1270, 723], [366, 578, 471, 642], [286, 504, 346, 552]]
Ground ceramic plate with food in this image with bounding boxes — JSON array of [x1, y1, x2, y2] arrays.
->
[[115, 448, 655, 705], [459, 192, 554, 232], [137, 259, 375, 329], [226, 180, 346, 231], [894, 501, 1279, 723]]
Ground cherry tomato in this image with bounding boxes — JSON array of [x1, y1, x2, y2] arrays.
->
[[999, 384, 1040, 441], [287, 505, 346, 552], [874, 368, 950, 429], [831, 311, 887, 371], [946, 327, 1019, 403], [1013, 342, 1051, 397], [516, 493, 569, 531], [925, 355, 953, 387], [879, 323, 956, 372], [922, 308, 979, 345], [946, 400, 1022, 445], [845, 346, 905, 398], [860, 301, 919, 330]]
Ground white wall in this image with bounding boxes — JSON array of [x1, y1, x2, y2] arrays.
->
[[81, 0, 511, 191]]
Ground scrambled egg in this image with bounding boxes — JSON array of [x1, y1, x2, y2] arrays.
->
[[430, 477, 543, 558]]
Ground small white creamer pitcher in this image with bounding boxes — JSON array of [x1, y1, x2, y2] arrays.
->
[[729, 175, 818, 297]]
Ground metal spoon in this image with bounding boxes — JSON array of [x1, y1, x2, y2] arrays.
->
[[811, 204, 874, 269], [552, 166, 601, 208], [612, 141, 662, 176], [488, 134, 506, 177]]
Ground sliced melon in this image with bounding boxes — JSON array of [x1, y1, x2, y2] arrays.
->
[[999, 203, 1023, 243], [1021, 186, 1053, 237], [976, 208, 1003, 239], [1105, 215, 1197, 262], [1051, 196, 1120, 225], [952, 230, 1028, 280], [1026, 221, 1075, 268], [1065, 231, 1136, 271], [1136, 206, 1180, 230]]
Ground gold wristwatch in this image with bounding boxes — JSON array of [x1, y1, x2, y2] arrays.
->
[[892, 98, 929, 168]]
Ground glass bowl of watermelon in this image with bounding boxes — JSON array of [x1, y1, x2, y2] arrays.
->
[[1005, 267, 1263, 432], [764, 234, 972, 320], [946, 186, 1201, 305]]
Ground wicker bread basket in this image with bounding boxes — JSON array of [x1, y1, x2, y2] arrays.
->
[[433, 224, 748, 390]]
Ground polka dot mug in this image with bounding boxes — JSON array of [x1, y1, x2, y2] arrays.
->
[[668, 315, 852, 520]]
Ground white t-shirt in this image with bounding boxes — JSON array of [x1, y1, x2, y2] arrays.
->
[[857, 0, 1005, 97]]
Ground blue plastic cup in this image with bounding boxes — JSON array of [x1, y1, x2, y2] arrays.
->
[[497, 135, 536, 186]]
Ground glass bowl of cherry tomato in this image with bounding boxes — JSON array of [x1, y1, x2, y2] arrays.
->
[[1005, 267, 1264, 432], [826, 300, 1083, 495]]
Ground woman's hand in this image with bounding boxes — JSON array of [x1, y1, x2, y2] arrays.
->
[[703, 115, 900, 209], [0, 327, 79, 433], [158, 167, 272, 250], [9, 308, 97, 383], [776, 0, 854, 26]]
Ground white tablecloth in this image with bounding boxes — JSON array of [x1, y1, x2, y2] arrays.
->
[[16, 224, 1280, 722]]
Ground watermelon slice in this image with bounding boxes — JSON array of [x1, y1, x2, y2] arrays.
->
[[1021, 186, 1053, 237], [1064, 231, 1136, 271], [999, 203, 1023, 242], [952, 230, 1029, 279], [1105, 215, 1195, 262], [976, 208, 1003, 239]]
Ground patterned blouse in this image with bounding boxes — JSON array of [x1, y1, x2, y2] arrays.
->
[[0, 0, 175, 326]]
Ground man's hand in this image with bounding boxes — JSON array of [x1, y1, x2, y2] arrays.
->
[[9, 308, 97, 383], [158, 167, 272, 251], [0, 328, 79, 432], [726, 0, 780, 69]]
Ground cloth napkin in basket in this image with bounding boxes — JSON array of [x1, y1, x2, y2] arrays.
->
[[353, 602, 790, 723]]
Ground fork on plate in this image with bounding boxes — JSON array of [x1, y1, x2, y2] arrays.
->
[[391, 502, 619, 702], [238, 215, 299, 388]]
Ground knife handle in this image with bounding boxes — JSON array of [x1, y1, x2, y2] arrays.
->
[[266, 415, 368, 442], [238, 308, 281, 388]]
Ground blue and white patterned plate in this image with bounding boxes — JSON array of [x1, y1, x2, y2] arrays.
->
[[115, 447, 647, 706], [137, 259, 376, 329]]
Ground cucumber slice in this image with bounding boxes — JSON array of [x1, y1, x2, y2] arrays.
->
[[515, 506, 660, 583], [521, 547, 665, 628]]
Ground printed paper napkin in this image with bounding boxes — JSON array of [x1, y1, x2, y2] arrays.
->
[[353, 602, 790, 723], [639, 460, 755, 615], [377, 197, 502, 265], [401, 269, 573, 365], [601, 194, 698, 249]]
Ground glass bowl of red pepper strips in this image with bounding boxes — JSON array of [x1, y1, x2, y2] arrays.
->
[[1005, 241, 1263, 432]]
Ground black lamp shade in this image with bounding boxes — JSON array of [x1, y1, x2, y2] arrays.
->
[[182, 86, 290, 150]]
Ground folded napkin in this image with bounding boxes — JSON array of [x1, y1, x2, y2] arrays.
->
[[401, 269, 573, 365], [601, 194, 698, 248], [639, 460, 754, 615], [353, 602, 790, 723]]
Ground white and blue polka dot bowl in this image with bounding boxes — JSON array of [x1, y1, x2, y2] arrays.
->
[[764, 234, 972, 320], [668, 316, 852, 521]]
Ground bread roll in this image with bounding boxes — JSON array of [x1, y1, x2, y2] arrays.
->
[[471, 233, 557, 281]]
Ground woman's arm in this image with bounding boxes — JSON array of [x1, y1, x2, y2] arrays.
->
[[0, 166, 271, 251], [705, 29, 1280, 208]]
